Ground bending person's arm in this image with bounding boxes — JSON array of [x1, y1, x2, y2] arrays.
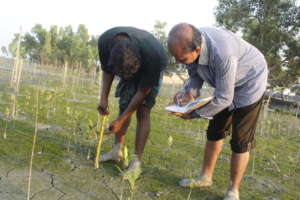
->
[[174, 65, 204, 106], [109, 88, 151, 132], [184, 65, 204, 97], [194, 56, 238, 118], [98, 71, 115, 115]]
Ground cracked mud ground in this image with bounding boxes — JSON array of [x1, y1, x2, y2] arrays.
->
[[0, 156, 149, 200], [0, 124, 149, 200]]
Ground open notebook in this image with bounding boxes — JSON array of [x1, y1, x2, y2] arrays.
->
[[165, 96, 213, 114]]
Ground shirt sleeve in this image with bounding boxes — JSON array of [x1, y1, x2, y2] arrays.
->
[[183, 64, 204, 98], [194, 56, 238, 118]]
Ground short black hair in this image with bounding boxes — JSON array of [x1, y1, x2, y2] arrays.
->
[[108, 39, 141, 78]]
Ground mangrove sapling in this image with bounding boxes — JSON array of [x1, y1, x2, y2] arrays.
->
[[63, 61, 68, 87], [168, 135, 173, 151], [24, 90, 31, 106], [117, 151, 139, 200], [85, 119, 97, 160], [27, 89, 39, 200], [10, 93, 17, 128], [162, 135, 174, 169], [72, 110, 82, 153], [16, 59, 24, 92], [71, 75, 77, 100], [10, 27, 22, 89], [115, 146, 129, 200], [187, 181, 194, 200], [65, 106, 82, 153], [66, 106, 72, 152], [3, 107, 10, 140], [46, 92, 54, 119]]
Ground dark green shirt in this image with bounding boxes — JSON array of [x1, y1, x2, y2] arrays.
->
[[98, 26, 168, 88]]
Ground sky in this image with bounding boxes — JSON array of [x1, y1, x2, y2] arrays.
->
[[0, 0, 218, 49]]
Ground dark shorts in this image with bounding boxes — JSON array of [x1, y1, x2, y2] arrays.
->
[[207, 97, 264, 153], [115, 72, 163, 112]]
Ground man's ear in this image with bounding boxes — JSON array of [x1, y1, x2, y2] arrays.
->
[[195, 46, 201, 55]]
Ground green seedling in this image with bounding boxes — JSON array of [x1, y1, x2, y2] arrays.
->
[[168, 135, 173, 150], [123, 167, 142, 190], [27, 89, 39, 200], [123, 146, 129, 169], [83, 119, 98, 160], [3, 107, 10, 139]]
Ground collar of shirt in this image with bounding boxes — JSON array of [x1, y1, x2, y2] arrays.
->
[[198, 35, 209, 65]]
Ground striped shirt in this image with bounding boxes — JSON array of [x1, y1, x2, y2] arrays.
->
[[185, 27, 268, 118]]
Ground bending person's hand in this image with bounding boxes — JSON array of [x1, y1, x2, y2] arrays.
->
[[97, 99, 109, 115], [171, 112, 194, 120], [108, 119, 123, 134], [173, 92, 193, 106]]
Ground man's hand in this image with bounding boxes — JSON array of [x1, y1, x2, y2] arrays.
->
[[173, 92, 193, 106], [108, 119, 123, 133], [171, 111, 212, 120], [171, 112, 194, 120], [97, 99, 109, 115]]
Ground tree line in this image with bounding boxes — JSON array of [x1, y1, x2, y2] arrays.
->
[[2, 0, 299, 86], [215, 0, 300, 86], [5, 24, 99, 72]]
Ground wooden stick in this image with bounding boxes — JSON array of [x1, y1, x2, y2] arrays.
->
[[27, 89, 39, 200], [94, 115, 108, 169], [11, 27, 22, 89]]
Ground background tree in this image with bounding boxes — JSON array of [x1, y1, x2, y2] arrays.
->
[[74, 24, 90, 70], [215, 0, 300, 86], [8, 33, 26, 58], [7, 24, 99, 72], [87, 35, 99, 72], [1, 46, 8, 56], [49, 25, 59, 66], [152, 20, 184, 73]]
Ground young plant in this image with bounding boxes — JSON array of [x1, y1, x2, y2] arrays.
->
[[85, 119, 97, 160], [27, 89, 39, 200], [168, 135, 173, 150], [122, 155, 142, 191], [3, 107, 10, 140], [46, 92, 54, 119], [116, 149, 139, 200]]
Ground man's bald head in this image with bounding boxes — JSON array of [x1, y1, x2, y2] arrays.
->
[[168, 23, 202, 54]]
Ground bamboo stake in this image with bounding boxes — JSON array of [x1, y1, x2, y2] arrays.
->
[[27, 89, 39, 200], [11, 27, 22, 89], [94, 115, 108, 169], [16, 58, 23, 91], [63, 61, 68, 87], [10, 27, 22, 128]]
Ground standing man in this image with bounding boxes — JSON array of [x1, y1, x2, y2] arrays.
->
[[167, 23, 268, 200], [98, 26, 167, 178]]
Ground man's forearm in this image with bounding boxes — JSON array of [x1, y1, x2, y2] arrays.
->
[[100, 71, 114, 101], [183, 77, 203, 98], [118, 88, 151, 122], [194, 56, 238, 118]]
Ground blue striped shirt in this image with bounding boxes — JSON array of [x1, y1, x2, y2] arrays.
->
[[185, 27, 268, 118]]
